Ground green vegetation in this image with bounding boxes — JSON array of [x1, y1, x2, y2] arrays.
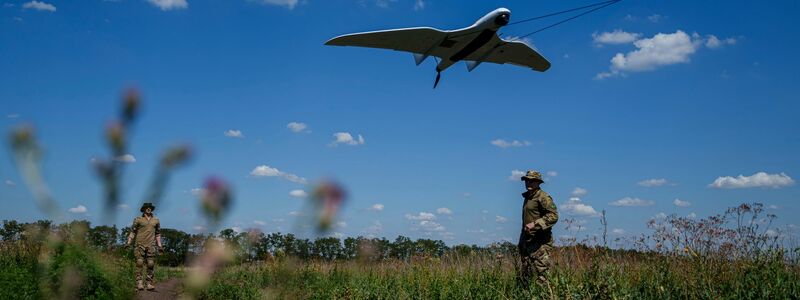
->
[[1, 203, 798, 299]]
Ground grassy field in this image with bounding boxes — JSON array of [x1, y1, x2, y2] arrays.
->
[[195, 247, 799, 299]]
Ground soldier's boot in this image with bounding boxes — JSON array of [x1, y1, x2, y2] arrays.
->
[[136, 281, 144, 291], [146, 282, 156, 291]]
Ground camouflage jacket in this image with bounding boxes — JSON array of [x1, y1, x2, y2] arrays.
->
[[520, 189, 558, 239], [129, 215, 161, 246]]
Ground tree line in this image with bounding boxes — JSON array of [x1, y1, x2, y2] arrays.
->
[[1, 219, 517, 267]]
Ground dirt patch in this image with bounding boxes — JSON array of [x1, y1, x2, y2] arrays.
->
[[135, 278, 182, 300]]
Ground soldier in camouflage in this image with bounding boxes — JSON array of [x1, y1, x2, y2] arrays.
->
[[126, 202, 164, 291], [518, 170, 559, 287]]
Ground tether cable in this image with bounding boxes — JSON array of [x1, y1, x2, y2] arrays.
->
[[506, 0, 621, 26], [510, 0, 622, 39]]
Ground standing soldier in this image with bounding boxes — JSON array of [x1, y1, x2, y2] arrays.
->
[[126, 202, 164, 291], [518, 170, 558, 286]]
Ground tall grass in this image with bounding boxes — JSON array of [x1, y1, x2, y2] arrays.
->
[[197, 247, 800, 299]]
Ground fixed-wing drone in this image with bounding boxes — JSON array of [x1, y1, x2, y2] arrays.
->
[[325, 8, 550, 88]]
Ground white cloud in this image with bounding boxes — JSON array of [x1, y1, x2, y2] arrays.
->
[[508, 170, 525, 181], [709, 172, 794, 189], [253, 220, 267, 226], [562, 197, 599, 216], [115, 154, 136, 163], [22, 1, 56, 12], [611, 228, 626, 235], [687, 212, 697, 219], [289, 189, 307, 198], [611, 30, 700, 72], [767, 205, 779, 210], [4, 180, 15, 186], [592, 29, 641, 45], [704, 35, 737, 49], [288, 211, 302, 216], [597, 30, 721, 79], [406, 212, 436, 221], [436, 207, 452, 215], [413, 0, 424, 10], [68, 205, 87, 214], [231, 226, 243, 233], [368, 203, 384, 211], [638, 178, 668, 187], [117, 204, 129, 210], [224, 129, 244, 138], [654, 212, 667, 219], [571, 187, 587, 197], [336, 221, 347, 228], [546, 171, 558, 177], [330, 132, 365, 146], [495, 215, 507, 223], [192, 225, 206, 232], [673, 198, 691, 207], [249, 0, 298, 9], [418, 220, 445, 232], [250, 165, 308, 184], [147, 0, 187, 10], [610, 197, 655, 207], [491, 139, 531, 148], [286, 122, 309, 133]]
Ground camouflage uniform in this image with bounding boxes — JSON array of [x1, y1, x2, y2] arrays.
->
[[129, 208, 161, 287], [518, 171, 559, 286]]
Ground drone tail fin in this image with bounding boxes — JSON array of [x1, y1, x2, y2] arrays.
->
[[413, 53, 429, 66]]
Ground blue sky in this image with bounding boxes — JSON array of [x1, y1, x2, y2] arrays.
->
[[1, 0, 798, 246]]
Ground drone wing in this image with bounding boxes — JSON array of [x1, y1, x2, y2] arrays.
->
[[325, 27, 449, 55], [482, 40, 551, 72]]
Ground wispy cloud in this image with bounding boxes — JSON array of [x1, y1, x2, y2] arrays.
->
[[638, 178, 668, 187], [23, 1, 56, 12], [287, 122, 309, 133], [508, 170, 525, 181], [4, 179, 15, 187], [115, 154, 136, 163], [612, 228, 626, 235], [250, 165, 308, 184], [495, 215, 507, 223], [571, 187, 587, 197], [406, 212, 435, 221], [68, 204, 88, 214], [610, 197, 654, 207], [147, 0, 187, 10], [368, 203, 384, 211], [709, 172, 794, 189], [413, 0, 424, 10], [289, 189, 307, 198], [673, 198, 691, 207], [224, 129, 244, 138], [491, 139, 530, 148], [248, 0, 299, 9], [592, 29, 641, 45], [330, 132, 365, 146], [436, 207, 452, 215], [705, 35, 737, 49]]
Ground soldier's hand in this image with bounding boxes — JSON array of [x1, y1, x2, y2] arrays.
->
[[524, 222, 537, 232]]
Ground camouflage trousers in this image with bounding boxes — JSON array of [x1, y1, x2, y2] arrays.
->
[[518, 238, 553, 287], [134, 244, 158, 284]]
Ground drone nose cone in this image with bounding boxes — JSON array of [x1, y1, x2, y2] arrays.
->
[[494, 13, 510, 26]]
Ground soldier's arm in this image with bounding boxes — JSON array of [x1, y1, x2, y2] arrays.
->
[[126, 218, 138, 245], [155, 219, 163, 249], [535, 195, 559, 230]]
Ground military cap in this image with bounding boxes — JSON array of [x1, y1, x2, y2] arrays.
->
[[140, 202, 156, 212], [520, 170, 544, 183]]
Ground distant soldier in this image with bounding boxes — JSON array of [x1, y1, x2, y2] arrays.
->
[[126, 202, 164, 291], [518, 170, 558, 286]]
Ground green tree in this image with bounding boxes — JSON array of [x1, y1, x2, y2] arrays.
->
[[88, 225, 118, 251]]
